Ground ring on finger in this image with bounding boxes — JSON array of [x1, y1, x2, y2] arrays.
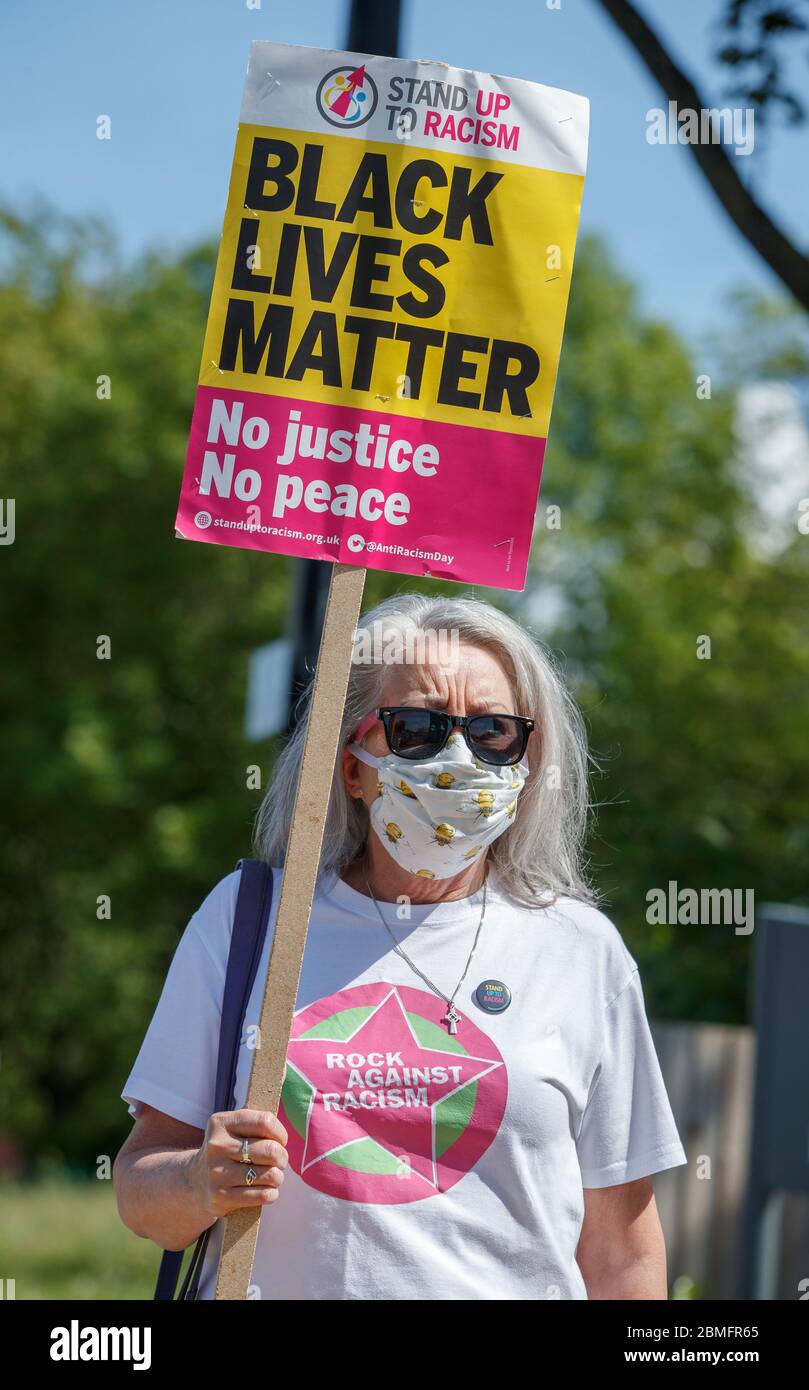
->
[[238, 1138, 252, 1164]]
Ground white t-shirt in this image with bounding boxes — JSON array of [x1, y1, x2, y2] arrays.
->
[[121, 863, 687, 1300]]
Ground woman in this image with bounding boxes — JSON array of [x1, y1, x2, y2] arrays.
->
[[114, 592, 687, 1300]]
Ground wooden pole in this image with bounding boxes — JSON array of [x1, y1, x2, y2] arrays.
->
[[214, 561, 367, 1299]]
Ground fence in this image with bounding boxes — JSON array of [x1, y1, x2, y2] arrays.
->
[[650, 1019, 809, 1300]]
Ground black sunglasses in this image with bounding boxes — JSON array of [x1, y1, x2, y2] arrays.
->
[[375, 706, 535, 767]]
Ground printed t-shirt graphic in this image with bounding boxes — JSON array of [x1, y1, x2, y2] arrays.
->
[[280, 981, 507, 1203]]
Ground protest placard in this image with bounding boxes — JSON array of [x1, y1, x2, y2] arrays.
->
[[175, 41, 588, 591]]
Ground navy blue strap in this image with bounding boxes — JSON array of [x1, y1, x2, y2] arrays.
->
[[214, 859, 275, 1114], [153, 859, 274, 1300], [154, 1245, 184, 1301]]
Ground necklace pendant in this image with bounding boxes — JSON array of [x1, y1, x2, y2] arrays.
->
[[442, 1005, 459, 1035]]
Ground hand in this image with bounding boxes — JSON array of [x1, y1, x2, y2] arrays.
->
[[191, 1108, 289, 1219]]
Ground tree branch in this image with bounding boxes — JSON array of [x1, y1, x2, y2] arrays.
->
[[592, 0, 809, 311]]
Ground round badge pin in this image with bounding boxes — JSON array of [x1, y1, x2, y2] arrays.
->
[[475, 979, 512, 1014]]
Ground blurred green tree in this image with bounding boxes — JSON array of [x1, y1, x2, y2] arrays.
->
[[536, 238, 809, 1018], [0, 206, 292, 1168]]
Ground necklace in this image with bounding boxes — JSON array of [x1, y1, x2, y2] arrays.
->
[[360, 857, 489, 1035]]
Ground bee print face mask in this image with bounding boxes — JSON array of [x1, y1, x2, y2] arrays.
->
[[348, 732, 529, 880]]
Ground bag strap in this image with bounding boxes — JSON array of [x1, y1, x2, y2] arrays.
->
[[214, 859, 276, 1114], [153, 859, 275, 1300]]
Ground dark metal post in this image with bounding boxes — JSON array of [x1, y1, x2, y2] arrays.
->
[[738, 903, 809, 1298], [285, 0, 403, 730], [347, 0, 402, 56]]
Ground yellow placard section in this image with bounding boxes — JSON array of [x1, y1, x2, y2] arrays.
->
[[198, 124, 584, 438]]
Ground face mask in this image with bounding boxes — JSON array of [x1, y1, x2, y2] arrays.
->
[[348, 731, 529, 880]]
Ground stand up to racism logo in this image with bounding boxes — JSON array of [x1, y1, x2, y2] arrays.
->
[[316, 64, 378, 128]]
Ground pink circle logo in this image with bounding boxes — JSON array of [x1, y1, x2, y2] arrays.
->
[[315, 64, 378, 128], [279, 981, 508, 1204]]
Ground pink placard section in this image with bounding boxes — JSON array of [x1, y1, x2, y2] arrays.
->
[[174, 386, 546, 591]]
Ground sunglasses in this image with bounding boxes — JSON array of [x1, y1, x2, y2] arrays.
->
[[354, 705, 535, 767]]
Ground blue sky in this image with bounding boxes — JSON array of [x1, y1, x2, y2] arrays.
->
[[1, 0, 806, 347]]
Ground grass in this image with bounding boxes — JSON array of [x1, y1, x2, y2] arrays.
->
[[0, 1176, 187, 1300]]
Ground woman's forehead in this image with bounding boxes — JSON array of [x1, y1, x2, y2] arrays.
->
[[379, 647, 514, 705]]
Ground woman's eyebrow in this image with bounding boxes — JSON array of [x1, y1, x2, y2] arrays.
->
[[399, 697, 513, 713]]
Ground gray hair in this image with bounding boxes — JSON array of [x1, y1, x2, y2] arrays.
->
[[253, 590, 597, 909]]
